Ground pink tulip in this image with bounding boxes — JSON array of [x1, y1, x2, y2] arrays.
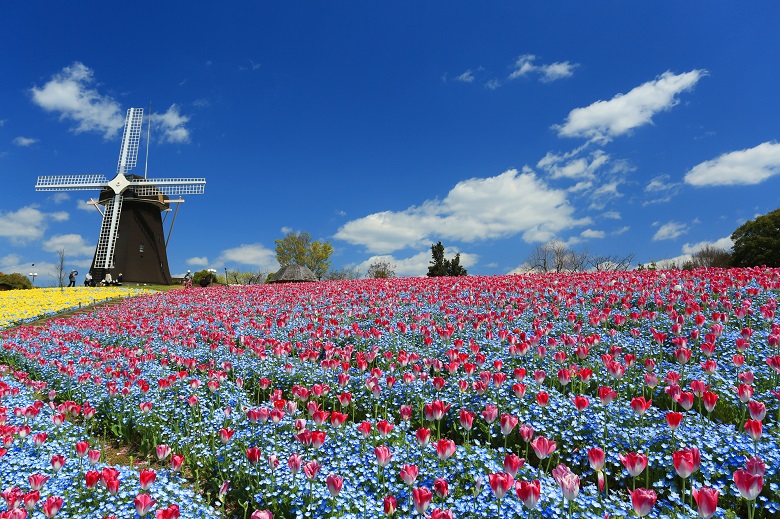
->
[[692, 487, 719, 519], [155, 444, 171, 460], [620, 452, 648, 477], [303, 460, 321, 480], [482, 404, 498, 423], [630, 396, 652, 416], [587, 447, 605, 471], [250, 511, 273, 519], [326, 474, 343, 496], [399, 464, 419, 486], [629, 488, 657, 517], [552, 464, 580, 501], [374, 445, 393, 467], [134, 493, 157, 517], [530, 435, 557, 460]]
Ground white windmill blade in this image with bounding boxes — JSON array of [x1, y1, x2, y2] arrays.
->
[[129, 177, 206, 196], [93, 194, 124, 270], [35, 174, 109, 191], [116, 108, 144, 176]]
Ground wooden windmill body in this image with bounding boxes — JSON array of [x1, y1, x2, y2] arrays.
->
[[35, 108, 206, 285]]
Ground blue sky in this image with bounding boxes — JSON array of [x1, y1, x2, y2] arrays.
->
[[2, 2, 780, 283]]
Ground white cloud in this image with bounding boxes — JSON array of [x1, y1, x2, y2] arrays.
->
[[76, 199, 99, 212], [603, 211, 621, 220], [555, 70, 706, 142], [612, 226, 630, 235], [652, 221, 688, 241], [538, 149, 609, 180], [280, 226, 293, 234], [355, 248, 478, 278], [0, 206, 69, 244], [215, 243, 279, 271], [152, 104, 191, 144], [335, 169, 589, 254], [0, 119, 6, 127], [30, 62, 125, 139], [681, 236, 733, 255], [42, 233, 95, 257], [580, 229, 605, 239], [684, 142, 780, 186], [643, 174, 681, 204], [13, 137, 38, 147], [186, 256, 209, 267], [508, 54, 577, 82], [49, 193, 70, 204], [484, 79, 501, 90], [455, 70, 475, 83]]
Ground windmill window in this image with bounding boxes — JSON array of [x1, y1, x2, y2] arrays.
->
[[139, 244, 144, 253]]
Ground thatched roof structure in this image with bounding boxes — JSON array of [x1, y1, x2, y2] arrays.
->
[[269, 264, 317, 283]]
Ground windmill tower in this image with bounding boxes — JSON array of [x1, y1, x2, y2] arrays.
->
[[35, 108, 206, 285]]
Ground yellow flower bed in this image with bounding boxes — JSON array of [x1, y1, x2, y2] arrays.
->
[[0, 287, 151, 328]]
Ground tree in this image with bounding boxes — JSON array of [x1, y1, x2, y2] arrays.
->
[[690, 245, 731, 268], [588, 253, 636, 272], [427, 242, 467, 277], [0, 272, 33, 289], [275, 232, 334, 279], [54, 249, 66, 289], [324, 266, 361, 280], [731, 208, 780, 267], [367, 261, 396, 279]]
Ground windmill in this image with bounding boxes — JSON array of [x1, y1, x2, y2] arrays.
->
[[35, 107, 206, 285]]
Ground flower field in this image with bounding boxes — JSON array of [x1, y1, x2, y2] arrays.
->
[[0, 287, 151, 328], [1, 268, 779, 519]]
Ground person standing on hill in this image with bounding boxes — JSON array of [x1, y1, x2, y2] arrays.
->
[[68, 270, 77, 287]]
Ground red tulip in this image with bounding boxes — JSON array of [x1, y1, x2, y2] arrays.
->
[[28, 473, 49, 491], [598, 386, 617, 405], [666, 411, 683, 430], [489, 472, 514, 499], [415, 428, 431, 447], [412, 487, 432, 515], [515, 479, 541, 509], [733, 468, 763, 500], [744, 419, 762, 441], [747, 401, 766, 421], [499, 413, 518, 435], [51, 454, 66, 472], [429, 509, 454, 519], [303, 460, 321, 480], [435, 438, 456, 460], [42, 495, 64, 518], [383, 494, 397, 515], [536, 391, 549, 407], [692, 487, 719, 519], [75, 441, 89, 458], [459, 408, 475, 431], [672, 448, 700, 479], [139, 469, 156, 491], [587, 447, 605, 471], [702, 391, 718, 413], [571, 395, 589, 412], [247, 446, 262, 465], [630, 396, 652, 416], [503, 453, 524, 477], [629, 488, 657, 517], [433, 477, 449, 498]]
